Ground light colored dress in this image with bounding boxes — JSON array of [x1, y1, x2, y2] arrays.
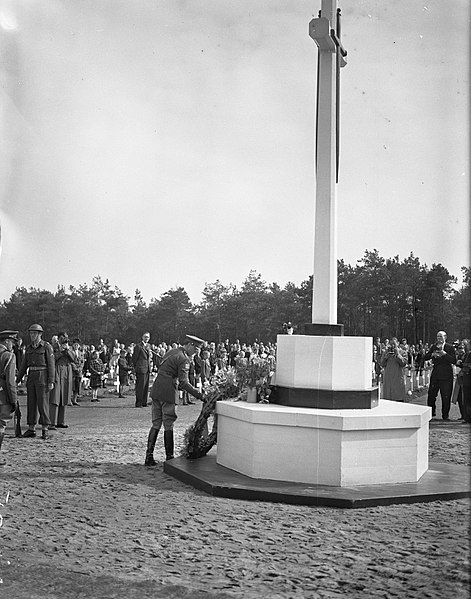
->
[[381, 348, 408, 401]]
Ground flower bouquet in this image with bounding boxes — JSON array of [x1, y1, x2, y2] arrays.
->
[[235, 356, 274, 403]]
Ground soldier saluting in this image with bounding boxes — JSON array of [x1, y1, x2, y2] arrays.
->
[[0, 330, 19, 464], [16, 324, 55, 440]]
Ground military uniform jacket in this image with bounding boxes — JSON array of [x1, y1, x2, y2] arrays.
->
[[150, 347, 201, 404], [0, 345, 17, 408], [17, 340, 55, 385]]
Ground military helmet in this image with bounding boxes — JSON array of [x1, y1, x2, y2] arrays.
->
[[28, 323, 44, 333]]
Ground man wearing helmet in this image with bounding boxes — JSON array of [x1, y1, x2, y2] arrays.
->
[[0, 330, 19, 464], [16, 324, 55, 440]]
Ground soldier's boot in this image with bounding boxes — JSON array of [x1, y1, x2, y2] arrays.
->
[[144, 427, 159, 466], [164, 430, 174, 461]]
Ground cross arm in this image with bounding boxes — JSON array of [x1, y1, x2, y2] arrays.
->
[[309, 17, 336, 51]]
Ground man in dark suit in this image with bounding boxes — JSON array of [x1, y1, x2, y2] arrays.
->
[[132, 332, 152, 408], [424, 330, 456, 420]]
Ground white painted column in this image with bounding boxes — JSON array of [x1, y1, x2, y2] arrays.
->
[[310, 0, 338, 325]]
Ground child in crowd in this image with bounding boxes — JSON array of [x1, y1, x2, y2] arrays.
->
[[118, 349, 133, 398], [89, 350, 105, 402]]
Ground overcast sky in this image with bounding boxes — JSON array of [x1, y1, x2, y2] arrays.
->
[[0, 0, 469, 305]]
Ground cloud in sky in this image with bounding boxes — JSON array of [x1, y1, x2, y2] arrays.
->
[[0, 0, 469, 304]]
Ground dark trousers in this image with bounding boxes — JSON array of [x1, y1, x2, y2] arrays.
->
[[135, 372, 150, 407], [26, 372, 50, 427], [460, 385, 471, 423], [427, 378, 453, 419], [72, 375, 82, 395]]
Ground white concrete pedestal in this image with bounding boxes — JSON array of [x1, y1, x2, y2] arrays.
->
[[216, 400, 431, 487], [275, 334, 372, 391]]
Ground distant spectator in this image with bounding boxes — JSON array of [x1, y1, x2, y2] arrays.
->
[[99, 344, 110, 388], [117, 349, 133, 398], [373, 337, 383, 385], [89, 350, 105, 402], [381, 338, 407, 401], [282, 322, 294, 335], [424, 330, 456, 420], [132, 332, 152, 408], [71, 338, 85, 405], [455, 339, 471, 423], [200, 350, 212, 387], [110, 339, 121, 370], [49, 332, 75, 429]]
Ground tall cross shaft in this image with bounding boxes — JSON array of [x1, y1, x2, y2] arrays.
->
[[309, 0, 347, 326]]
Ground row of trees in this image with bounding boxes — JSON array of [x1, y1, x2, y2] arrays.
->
[[0, 251, 469, 345]]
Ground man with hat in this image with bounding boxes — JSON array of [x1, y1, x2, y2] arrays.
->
[[0, 330, 19, 462], [144, 334, 205, 466], [16, 324, 55, 440]]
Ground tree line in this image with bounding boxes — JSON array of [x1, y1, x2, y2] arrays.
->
[[0, 250, 468, 345]]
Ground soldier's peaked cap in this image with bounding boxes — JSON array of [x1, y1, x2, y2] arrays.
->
[[0, 330, 19, 341], [184, 335, 205, 348]]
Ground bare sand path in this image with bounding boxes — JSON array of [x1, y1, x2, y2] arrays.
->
[[0, 392, 469, 598]]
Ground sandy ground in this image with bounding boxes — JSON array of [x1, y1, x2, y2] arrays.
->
[[0, 389, 469, 599]]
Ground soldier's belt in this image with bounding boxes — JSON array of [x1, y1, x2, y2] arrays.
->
[[28, 366, 47, 371]]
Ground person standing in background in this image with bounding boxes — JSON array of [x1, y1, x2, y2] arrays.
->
[[381, 338, 408, 401], [132, 332, 152, 408], [71, 338, 85, 405], [424, 330, 456, 420], [0, 330, 19, 462], [49, 332, 75, 429], [17, 324, 55, 440]]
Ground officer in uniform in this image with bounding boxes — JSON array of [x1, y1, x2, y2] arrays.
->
[[16, 324, 55, 440], [145, 335, 205, 466], [0, 330, 19, 463]]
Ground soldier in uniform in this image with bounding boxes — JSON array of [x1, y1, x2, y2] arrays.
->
[[145, 335, 205, 466], [0, 330, 19, 463], [16, 324, 55, 440]]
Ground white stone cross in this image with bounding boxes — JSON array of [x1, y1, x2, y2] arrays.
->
[[309, 1, 347, 326]]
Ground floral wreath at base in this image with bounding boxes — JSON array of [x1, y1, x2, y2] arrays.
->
[[181, 370, 240, 459], [182, 359, 275, 460]]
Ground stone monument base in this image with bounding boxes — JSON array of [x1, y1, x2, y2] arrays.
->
[[215, 400, 431, 487], [164, 455, 470, 508]]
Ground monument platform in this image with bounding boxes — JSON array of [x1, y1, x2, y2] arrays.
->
[[164, 454, 470, 509], [215, 400, 430, 486]]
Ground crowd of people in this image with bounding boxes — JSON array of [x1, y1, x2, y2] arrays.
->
[[0, 324, 469, 468], [0, 325, 279, 461], [373, 332, 471, 422]]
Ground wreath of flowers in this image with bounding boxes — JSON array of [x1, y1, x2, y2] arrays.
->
[[182, 358, 275, 459], [181, 369, 240, 459]]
